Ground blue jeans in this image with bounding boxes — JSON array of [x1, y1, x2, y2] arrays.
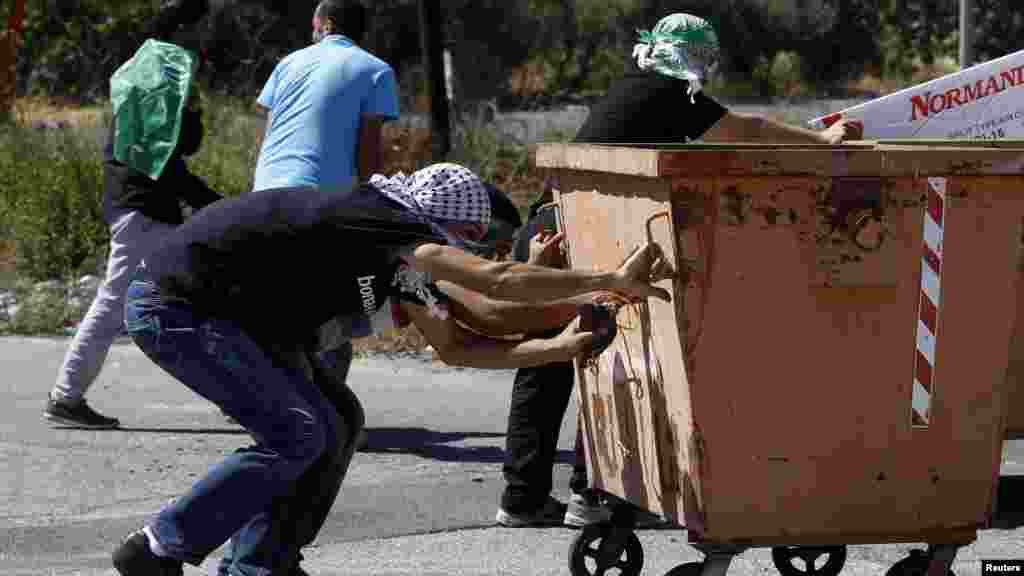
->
[[217, 343, 361, 576], [125, 278, 362, 575]]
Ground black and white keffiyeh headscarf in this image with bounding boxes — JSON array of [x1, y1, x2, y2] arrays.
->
[[370, 163, 492, 232], [367, 164, 493, 320]]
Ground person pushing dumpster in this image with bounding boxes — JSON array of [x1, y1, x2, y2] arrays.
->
[[110, 162, 673, 576], [493, 11, 866, 531]]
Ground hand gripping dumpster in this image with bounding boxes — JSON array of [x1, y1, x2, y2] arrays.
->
[[534, 141, 1024, 576]]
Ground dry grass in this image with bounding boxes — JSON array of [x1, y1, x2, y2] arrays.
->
[[0, 239, 15, 290], [380, 123, 435, 175], [846, 59, 961, 97], [10, 96, 106, 129], [507, 60, 551, 102]]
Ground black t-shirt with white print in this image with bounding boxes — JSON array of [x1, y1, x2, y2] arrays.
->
[[141, 183, 449, 344]]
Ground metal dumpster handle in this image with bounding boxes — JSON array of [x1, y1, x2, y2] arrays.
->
[[831, 179, 888, 253], [847, 210, 887, 252], [645, 211, 670, 245]]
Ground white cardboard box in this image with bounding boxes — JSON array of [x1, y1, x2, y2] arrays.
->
[[808, 49, 1024, 140]]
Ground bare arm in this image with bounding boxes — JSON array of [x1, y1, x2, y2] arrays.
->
[[401, 300, 589, 369], [702, 111, 862, 145], [254, 104, 269, 156], [408, 242, 671, 303], [357, 115, 385, 181], [438, 280, 594, 336]]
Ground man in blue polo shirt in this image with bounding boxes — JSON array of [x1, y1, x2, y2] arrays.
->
[[215, 3, 400, 572], [249, 0, 399, 404], [253, 0, 399, 191]]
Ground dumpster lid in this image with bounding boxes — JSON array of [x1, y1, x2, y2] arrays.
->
[[534, 141, 1024, 178]]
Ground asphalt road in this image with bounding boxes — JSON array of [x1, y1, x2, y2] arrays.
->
[[1, 336, 1022, 576]]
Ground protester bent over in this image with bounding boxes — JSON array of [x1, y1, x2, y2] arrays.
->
[[110, 163, 672, 576]]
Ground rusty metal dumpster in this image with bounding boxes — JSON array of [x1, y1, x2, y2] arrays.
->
[[534, 141, 1024, 576], [1004, 254, 1024, 438]]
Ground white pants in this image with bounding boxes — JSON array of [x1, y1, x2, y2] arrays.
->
[[52, 212, 174, 402]]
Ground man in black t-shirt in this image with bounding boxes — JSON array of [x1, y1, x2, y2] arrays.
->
[[110, 163, 673, 576], [496, 12, 863, 528]]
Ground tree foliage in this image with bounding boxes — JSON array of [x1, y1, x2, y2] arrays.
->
[[6, 0, 1024, 105]]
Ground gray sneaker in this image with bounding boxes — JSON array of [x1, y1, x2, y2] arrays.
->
[[566, 492, 668, 528], [564, 492, 613, 527], [44, 396, 120, 429]]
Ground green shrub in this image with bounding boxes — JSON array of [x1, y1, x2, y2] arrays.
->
[[0, 278, 87, 336], [0, 124, 107, 282], [452, 107, 537, 182], [752, 51, 807, 99], [187, 91, 261, 198]]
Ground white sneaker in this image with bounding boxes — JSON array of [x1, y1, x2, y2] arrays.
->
[[495, 496, 568, 527], [564, 492, 613, 527]]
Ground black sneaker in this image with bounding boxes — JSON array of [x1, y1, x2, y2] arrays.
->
[[44, 396, 120, 429], [292, 550, 311, 576], [112, 531, 183, 576]]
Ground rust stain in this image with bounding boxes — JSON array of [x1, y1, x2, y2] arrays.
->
[[689, 428, 706, 470], [948, 160, 989, 174], [592, 395, 613, 471], [813, 179, 890, 287], [721, 186, 752, 226], [753, 191, 804, 229], [672, 188, 708, 228]]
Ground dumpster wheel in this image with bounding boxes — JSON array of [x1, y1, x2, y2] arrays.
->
[[771, 546, 847, 576], [569, 524, 644, 576], [885, 549, 956, 576]]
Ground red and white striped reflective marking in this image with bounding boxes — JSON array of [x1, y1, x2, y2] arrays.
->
[[912, 177, 947, 428]]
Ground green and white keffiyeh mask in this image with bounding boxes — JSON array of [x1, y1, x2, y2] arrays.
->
[[632, 13, 721, 102]]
